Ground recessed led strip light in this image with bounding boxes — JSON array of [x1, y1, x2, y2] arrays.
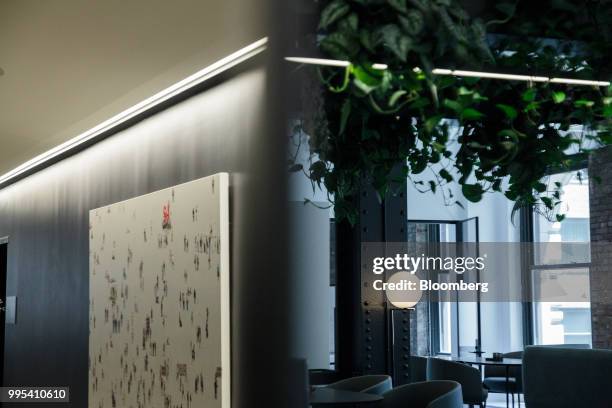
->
[[285, 57, 388, 70], [285, 57, 610, 87], [432, 68, 549, 83], [549, 77, 611, 87], [0, 37, 269, 187], [433, 68, 610, 87]]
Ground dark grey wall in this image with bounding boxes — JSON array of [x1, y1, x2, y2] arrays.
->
[[0, 61, 291, 407]]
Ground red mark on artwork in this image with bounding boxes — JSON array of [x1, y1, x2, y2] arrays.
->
[[162, 203, 171, 229]]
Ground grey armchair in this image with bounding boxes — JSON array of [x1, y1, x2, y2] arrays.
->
[[427, 358, 488, 408], [327, 375, 393, 395], [541, 343, 590, 349], [376, 381, 463, 408], [309, 369, 342, 386], [523, 346, 612, 408]]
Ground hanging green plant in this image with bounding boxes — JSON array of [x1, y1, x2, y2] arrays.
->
[[290, 0, 612, 224]]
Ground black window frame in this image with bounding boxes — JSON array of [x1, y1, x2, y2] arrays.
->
[[520, 157, 590, 346]]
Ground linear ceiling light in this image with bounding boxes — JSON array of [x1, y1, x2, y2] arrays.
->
[[285, 57, 609, 86], [0, 37, 269, 188], [549, 77, 611, 87], [432, 68, 549, 83], [285, 57, 388, 70]]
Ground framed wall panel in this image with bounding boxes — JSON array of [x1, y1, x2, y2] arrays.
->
[[89, 173, 230, 408]]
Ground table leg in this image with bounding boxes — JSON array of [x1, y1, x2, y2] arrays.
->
[[505, 365, 510, 408]]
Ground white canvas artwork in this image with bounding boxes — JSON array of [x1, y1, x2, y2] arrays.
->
[[89, 173, 230, 408]]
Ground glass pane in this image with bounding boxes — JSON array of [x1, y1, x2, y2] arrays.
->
[[458, 218, 480, 355], [439, 223, 456, 243], [406, 222, 457, 355], [458, 301, 479, 354], [329, 220, 336, 368], [532, 170, 592, 346], [532, 267, 592, 346], [438, 272, 452, 354], [534, 170, 590, 249], [437, 224, 457, 355]]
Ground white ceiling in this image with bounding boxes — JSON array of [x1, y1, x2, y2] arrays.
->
[[0, 0, 266, 176]]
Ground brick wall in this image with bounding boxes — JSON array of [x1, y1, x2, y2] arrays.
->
[[589, 146, 612, 349]]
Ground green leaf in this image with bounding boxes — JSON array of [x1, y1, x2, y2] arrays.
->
[[556, 213, 566, 222], [352, 65, 382, 88], [429, 180, 437, 193], [338, 13, 359, 32], [289, 163, 303, 172], [319, 0, 350, 29], [552, 91, 566, 104], [458, 86, 473, 96], [320, 32, 359, 59], [359, 29, 380, 52], [492, 179, 502, 192], [522, 88, 536, 102], [496, 104, 518, 120], [388, 90, 407, 107], [409, 97, 430, 110], [309, 161, 327, 181], [443, 99, 462, 112], [380, 24, 412, 62], [461, 108, 485, 120], [439, 169, 453, 182], [410, 156, 428, 174], [353, 80, 378, 94], [574, 99, 595, 108], [462, 183, 484, 202], [424, 115, 443, 133], [524, 101, 539, 112], [310, 160, 327, 182], [534, 182, 547, 193], [387, 0, 407, 13], [398, 10, 425, 35]]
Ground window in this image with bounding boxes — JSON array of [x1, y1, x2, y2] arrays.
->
[[531, 170, 592, 346], [329, 220, 336, 368], [406, 218, 480, 356]]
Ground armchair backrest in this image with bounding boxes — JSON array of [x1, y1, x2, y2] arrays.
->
[[328, 375, 392, 395], [523, 346, 612, 408], [378, 380, 463, 408], [427, 358, 483, 404]]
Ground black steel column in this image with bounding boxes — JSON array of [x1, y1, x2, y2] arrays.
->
[[385, 173, 410, 385], [335, 172, 408, 381]]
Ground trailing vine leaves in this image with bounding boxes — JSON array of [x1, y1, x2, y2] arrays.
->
[[291, 0, 612, 224]]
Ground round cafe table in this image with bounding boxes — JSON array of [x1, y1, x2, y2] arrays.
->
[[436, 354, 522, 408], [309, 387, 383, 406]]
